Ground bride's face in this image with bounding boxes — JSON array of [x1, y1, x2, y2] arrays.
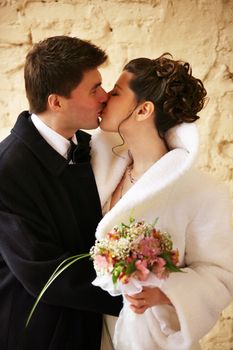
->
[[100, 71, 138, 132]]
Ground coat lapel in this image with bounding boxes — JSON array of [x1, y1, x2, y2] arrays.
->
[[11, 111, 68, 176]]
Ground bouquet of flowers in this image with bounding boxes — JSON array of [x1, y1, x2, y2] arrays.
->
[[90, 217, 181, 295], [26, 217, 181, 326]]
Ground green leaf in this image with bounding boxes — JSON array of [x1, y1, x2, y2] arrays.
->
[[25, 253, 90, 328], [112, 263, 125, 284], [160, 252, 183, 273], [129, 210, 135, 223], [166, 264, 183, 273], [152, 217, 159, 227], [125, 260, 136, 275]]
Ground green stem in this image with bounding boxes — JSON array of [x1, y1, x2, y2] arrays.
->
[[25, 253, 90, 328]]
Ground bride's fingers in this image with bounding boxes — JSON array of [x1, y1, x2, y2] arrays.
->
[[125, 295, 147, 308], [125, 294, 149, 314], [125, 294, 143, 304], [129, 303, 148, 314], [125, 292, 145, 301]]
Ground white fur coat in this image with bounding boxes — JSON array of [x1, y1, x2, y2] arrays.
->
[[90, 123, 233, 350]]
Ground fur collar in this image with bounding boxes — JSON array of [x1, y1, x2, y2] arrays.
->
[[91, 123, 199, 237]]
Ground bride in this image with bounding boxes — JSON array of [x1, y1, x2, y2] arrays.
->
[[91, 54, 233, 350]]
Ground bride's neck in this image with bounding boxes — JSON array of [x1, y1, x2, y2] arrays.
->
[[109, 128, 168, 209], [125, 128, 168, 179]]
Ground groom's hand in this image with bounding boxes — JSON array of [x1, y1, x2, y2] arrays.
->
[[125, 287, 172, 314]]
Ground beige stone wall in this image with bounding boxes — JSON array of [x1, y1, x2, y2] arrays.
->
[[0, 0, 232, 348]]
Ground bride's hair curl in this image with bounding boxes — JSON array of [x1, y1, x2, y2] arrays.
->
[[123, 53, 207, 136]]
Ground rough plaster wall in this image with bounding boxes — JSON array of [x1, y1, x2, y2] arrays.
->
[[0, 0, 232, 348]]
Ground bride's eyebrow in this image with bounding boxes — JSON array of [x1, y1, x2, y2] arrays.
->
[[114, 84, 122, 90]]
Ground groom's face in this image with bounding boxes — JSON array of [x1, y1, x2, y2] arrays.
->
[[55, 69, 108, 136]]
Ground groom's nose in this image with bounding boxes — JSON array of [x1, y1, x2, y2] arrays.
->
[[98, 87, 108, 103]]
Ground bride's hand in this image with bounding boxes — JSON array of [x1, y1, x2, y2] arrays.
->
[[125, 286, 172, 314]]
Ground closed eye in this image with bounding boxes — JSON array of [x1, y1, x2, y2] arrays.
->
[[90, 82, 102, 94], [109, 89, 119, 96]]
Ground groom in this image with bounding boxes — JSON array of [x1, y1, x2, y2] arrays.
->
[[0, 36, 122, 350]]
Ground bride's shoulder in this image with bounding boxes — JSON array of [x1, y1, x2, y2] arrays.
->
[[182, 168, 232, 207]]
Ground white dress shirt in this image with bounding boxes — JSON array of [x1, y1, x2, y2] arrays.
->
[[31, 113, 77, 160]]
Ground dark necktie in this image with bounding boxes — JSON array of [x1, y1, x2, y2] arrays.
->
[[67, 139, 91, 163]]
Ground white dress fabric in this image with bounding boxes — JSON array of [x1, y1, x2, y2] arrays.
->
[[91, 123, 233, 350], [101, 314, 118, 350]]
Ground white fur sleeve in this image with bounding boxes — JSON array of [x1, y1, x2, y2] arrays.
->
[[159, 182, 233, 348]]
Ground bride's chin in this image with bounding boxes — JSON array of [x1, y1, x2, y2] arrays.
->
[[99, 124, 114, 132], [99, 123, 108, 131], [99, 119, 107, 131], [99, 119, 118, 132]]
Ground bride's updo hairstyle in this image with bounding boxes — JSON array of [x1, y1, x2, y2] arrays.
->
[[123, 53, 207, 136]]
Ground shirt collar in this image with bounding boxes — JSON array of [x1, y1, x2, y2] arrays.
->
[[31, 113, 77, 160]]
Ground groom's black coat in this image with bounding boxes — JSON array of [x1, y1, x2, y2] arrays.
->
[[0, 111, 122, 350]]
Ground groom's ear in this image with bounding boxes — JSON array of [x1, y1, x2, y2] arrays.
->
[[47, 94, 62, 112], [135, 101, 154, 121]]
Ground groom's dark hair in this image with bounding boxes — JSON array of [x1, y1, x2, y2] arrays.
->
[[24, 35, 107, 113]]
